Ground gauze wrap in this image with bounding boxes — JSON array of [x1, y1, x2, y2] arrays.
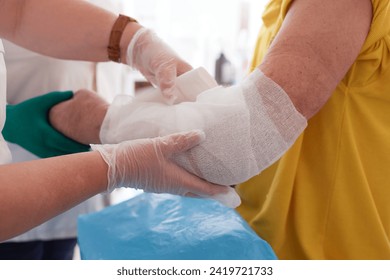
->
[[100, 67, 307, 206]]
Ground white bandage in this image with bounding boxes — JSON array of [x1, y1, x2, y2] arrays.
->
[[100, 68, 307, 207], [240, 68, 308, 172]]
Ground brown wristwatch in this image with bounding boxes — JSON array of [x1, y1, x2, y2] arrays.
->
[[107, 14, 137, 63]]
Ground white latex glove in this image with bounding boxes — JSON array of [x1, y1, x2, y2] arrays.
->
[[126, 28, 192, 103], [91, 130, 230, 198]]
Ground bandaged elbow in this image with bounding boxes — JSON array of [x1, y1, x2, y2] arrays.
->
[[100, 69, 307, 186]]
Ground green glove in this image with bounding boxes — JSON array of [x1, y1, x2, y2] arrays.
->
[[3, 91, 90, 158]]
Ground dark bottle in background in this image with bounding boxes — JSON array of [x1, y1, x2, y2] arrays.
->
[[215, 52, 235, 86]]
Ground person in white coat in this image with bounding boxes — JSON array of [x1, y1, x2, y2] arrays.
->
[[0, 34, 126, 260], [0, 0, 229, 246], [0, 0, 136, 260]]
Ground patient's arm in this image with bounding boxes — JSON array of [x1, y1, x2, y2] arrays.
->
[[97, 72, 305, 186], [49, 87, 243, 208], [49, 69, 305, 187], [50, 67, 217, 145], [49, 89, 108, 145]]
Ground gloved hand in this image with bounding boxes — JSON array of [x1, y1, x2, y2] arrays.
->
[[3, 91, 90, 158], [126, 27, 192, 103], [91, 130, 229, 197]]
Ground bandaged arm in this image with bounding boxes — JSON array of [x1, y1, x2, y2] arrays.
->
[[101, 68, 306, 186]]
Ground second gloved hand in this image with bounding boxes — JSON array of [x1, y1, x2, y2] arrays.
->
[[3, 91, 90, 158], [91, 130, 238, 206], [126, 28, 192, 103]]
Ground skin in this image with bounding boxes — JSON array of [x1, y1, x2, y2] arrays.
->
[[259, 0, 372, 119], [0, 0, 191, 76], [0, 0, 225, 241], [0, 0, 140, 63], [0, 152, 108, 241], [50, 90, 109, 144]]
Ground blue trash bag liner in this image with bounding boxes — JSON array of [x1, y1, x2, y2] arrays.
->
[[78, 193, 277, 260]]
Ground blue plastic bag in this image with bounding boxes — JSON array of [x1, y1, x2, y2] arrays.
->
[[78, 193, 277, 260]]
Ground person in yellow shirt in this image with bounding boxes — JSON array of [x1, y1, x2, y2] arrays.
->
[[237, 0, 390, 259]]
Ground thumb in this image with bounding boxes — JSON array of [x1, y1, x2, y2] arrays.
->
[[176, 61, 193, 76], [158, 60, 193, 103], [38, 91, 74, 109], [156, 63, 177, 100], [159, 130, 206, 156]]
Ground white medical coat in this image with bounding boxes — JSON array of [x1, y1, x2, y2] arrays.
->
[[0, 0, 135, 243], [2, 41, 109, 242], [0, 39, 12, 164]]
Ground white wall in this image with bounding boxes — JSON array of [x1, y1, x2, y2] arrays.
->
[[124, 0, 267, 82]]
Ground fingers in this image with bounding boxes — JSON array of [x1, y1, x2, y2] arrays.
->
[[39, 90, 74, 109], [128, 27, 193, 102], [158, 130, 206, 156], [48, 98, 73, 134], [156, 59, 180, 102], [169, 165, 241, 208], [184, 188, 242, 209], [156, 61, 176, 92], [176, 61, 193, 76], [170, 162, 230, 197], [157, 59, 193, 102], [184, 192, 199, 198]]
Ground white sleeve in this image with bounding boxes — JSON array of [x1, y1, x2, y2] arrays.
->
[[0, 40, 12, 164]]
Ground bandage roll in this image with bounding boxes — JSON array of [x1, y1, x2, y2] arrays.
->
[[127, 67, 218, 105]]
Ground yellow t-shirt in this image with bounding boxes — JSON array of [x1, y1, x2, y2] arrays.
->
[[237, 0, 390, 259]]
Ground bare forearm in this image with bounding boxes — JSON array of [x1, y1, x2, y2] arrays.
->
[[0, 151, 107, 241], [49, 89, 109, 144], [259, 0, 372, 119], [0, 0, 141, 62]]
